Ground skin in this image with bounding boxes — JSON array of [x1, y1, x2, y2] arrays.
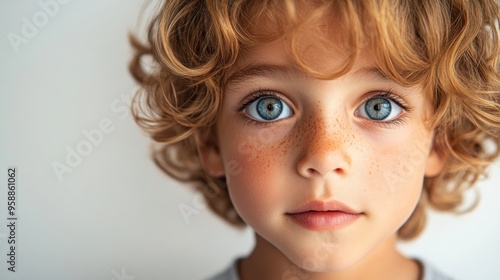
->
[[197, 11, 446, 280]]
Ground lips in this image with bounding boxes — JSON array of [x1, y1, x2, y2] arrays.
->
[[286, 200, 363, 231]]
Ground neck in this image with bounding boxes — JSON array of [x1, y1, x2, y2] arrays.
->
[[238, 233, 420, 280]]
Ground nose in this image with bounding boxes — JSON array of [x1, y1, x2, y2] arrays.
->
[[295, 113, 352, 178]]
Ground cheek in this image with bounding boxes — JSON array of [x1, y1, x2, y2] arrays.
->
[[220, 131, 291, 224], [367, 127, 432, 192], [362, 129, 432, 221]]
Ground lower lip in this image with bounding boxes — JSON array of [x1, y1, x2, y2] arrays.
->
[[287, 211, 361, 231]]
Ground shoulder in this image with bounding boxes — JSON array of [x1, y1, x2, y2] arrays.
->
[[419, 259, 454, 280], [204, 260, 239, 280]]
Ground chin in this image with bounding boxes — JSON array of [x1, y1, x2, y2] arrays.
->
[[291, 252, 358, 272], [274, 238, 363, 273]]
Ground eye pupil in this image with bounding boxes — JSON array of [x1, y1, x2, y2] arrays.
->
[[365, 98, 391, 120], [257, 97, 283, 120]]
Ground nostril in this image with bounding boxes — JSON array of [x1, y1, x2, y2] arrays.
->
[[306, 167, 320, 176], [307, 166, 345, 176], [333, 167, 347, 176]]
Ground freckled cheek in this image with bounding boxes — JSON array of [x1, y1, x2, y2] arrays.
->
[[223, 141, 290, 223], [363, 144, 429, 220]]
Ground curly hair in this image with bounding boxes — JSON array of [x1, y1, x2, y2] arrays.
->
[[129, 0, 500, 240]]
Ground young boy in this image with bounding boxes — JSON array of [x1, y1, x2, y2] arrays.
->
[[129, 0, 500, 279]]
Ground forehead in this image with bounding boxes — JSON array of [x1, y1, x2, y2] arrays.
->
[[232, 1, 378, 80], [228, 38, 383, 85], [227, 21, 380, 89], [233, 0, 430, 89]]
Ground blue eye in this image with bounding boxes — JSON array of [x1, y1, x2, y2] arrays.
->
[[245, 96, 292, 122], [357, 97, 403, 121]]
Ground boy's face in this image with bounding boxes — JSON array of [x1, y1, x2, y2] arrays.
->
[[198, 19, 446, 272]]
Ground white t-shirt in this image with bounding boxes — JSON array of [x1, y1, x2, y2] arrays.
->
[[206, 259, 454, 280]]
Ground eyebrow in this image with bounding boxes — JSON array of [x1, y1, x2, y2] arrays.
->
[[346, 67, 392, 84], [227, 64, 309, 85], [226, 63, 393, 85]]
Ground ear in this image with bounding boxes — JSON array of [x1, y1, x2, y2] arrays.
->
[[424, 135, 448, 177], [195, 127, 225, 177]]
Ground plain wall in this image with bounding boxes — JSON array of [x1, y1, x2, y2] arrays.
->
[[1, 1, 499, 279]]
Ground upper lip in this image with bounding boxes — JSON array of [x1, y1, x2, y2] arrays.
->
[[287, 200, 362, 215]]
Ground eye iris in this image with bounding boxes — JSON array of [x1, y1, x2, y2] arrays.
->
[[365, 98, 391, 120], [257, 97, 283, 120]]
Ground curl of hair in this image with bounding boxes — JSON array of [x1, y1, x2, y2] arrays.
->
[[129, 0, 500, 239]]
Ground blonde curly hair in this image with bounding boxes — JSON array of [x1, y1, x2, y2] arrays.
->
[[129, 0, 500, 240]]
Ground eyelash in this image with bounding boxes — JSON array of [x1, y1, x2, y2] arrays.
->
[[359, 90, 414, 129], [235, 89, 287, 128], [235, 89, 413, 129], [236, 89, 282, 111]]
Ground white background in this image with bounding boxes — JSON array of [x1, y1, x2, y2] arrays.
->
[[1, 1, 499, 279]]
